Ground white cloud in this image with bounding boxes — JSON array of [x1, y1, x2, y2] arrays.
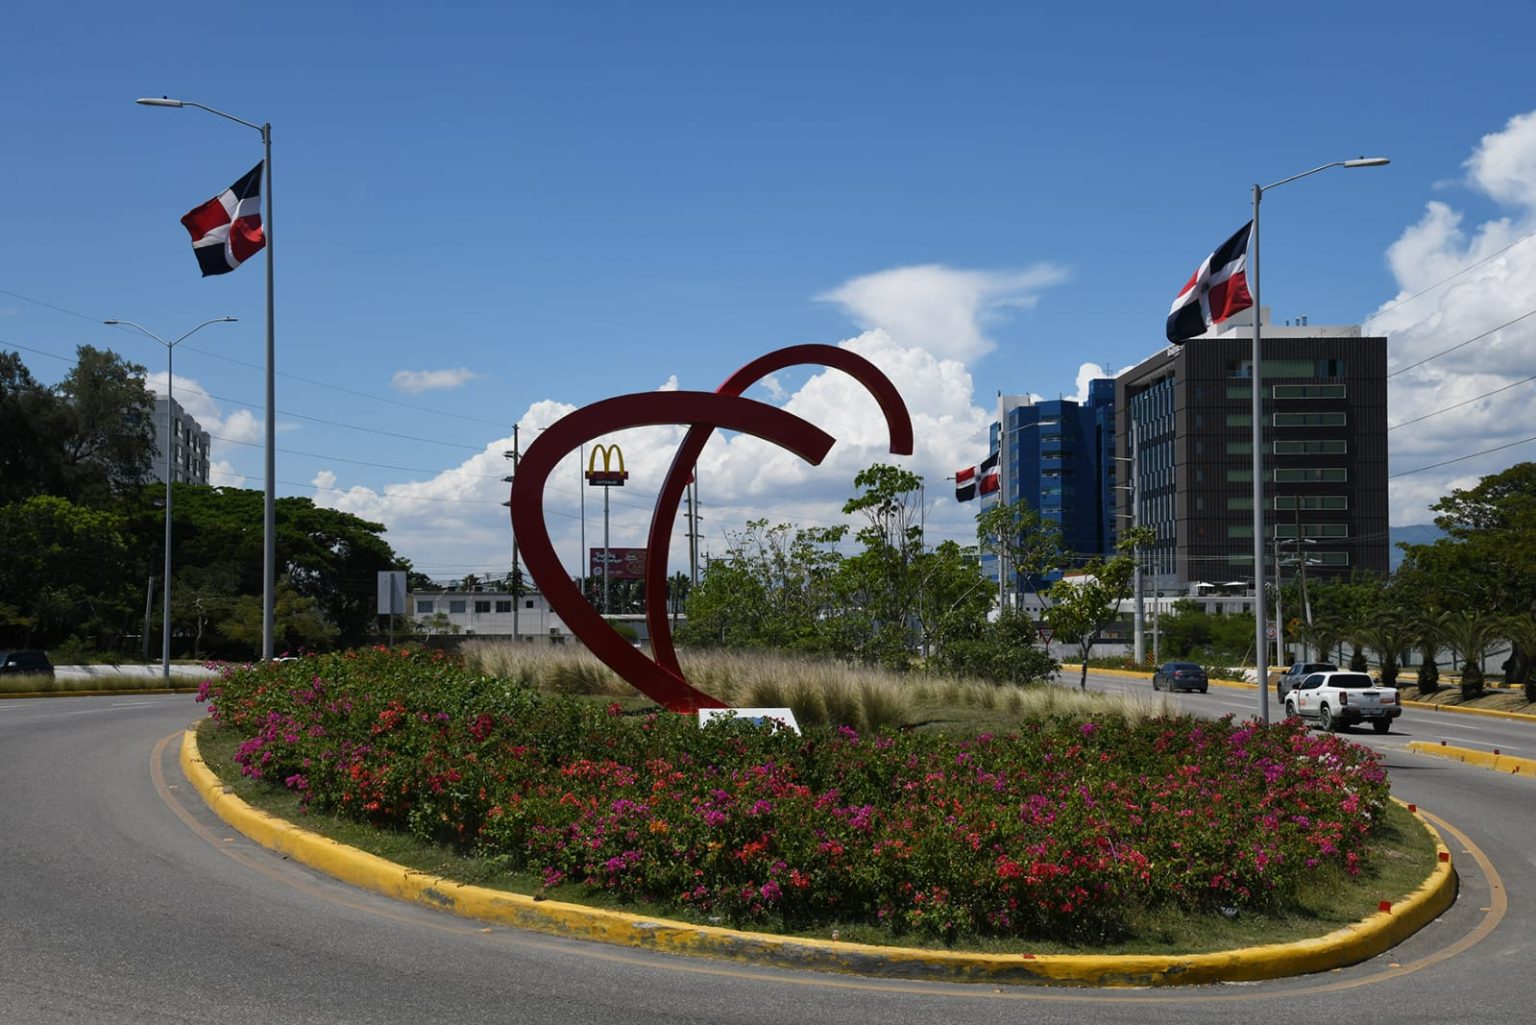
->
[[391, 367, 482, 393], [818, 263, 1070, 362], [314, 267, 1036, 582], [1074, 363, 1111, 403], [1372, 107, 1536, 525], [143, 372, 262, 473]]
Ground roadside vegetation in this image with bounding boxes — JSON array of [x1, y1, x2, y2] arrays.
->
[[195, 646, 1435, 952]]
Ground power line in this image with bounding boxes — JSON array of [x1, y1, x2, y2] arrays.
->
[[1387, 307, 1536, 378], [5, 286, 520, 429], [1388, 372, 1536, 431], [1363, 228, 1536, 326], [1388, 434, 1536, 478]]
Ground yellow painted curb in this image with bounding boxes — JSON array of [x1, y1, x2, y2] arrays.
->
[[181, 727, 1458, 986], [1400, 700, 1536, 723], [1409, 741, 1536, 775]]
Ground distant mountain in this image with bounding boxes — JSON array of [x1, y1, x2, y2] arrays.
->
[[1390, 523, 1445, 572]]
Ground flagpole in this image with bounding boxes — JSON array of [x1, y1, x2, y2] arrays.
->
[[1250, 182, 1268, 723], [137, 96, 278, 662], [1244, 156, 1389, 722], [262, 121, 276, 661]]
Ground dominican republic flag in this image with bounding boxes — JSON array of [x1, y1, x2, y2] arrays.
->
[[957, 453, 1000, 502], [180, 162, 265, 276], [955, 465, 978, 502], [978, 452, 1000, 496], [1166, 221, 1253, 344]]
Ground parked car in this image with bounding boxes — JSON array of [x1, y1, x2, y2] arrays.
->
[[1272, 661, 1338, 701], [1152, 661, 1208, 693], [1283, 670, 1401, 733], [0, 650, 54, 677]]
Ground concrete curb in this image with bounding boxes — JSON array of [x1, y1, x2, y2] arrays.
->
[[1408, 740, 1536, 775], [180, 727, 1458, 987]]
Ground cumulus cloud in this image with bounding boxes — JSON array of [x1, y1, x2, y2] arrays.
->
[[391, 367, 482, 393], [818, 263, 1070, 362], [312, 268, 1040, 582], [143, 372, 262, 475], [1371, 107, 1536, 524], [1073, 363, 1112, 403]]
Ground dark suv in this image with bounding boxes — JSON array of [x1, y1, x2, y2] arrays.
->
[[0, 650, 54, 677], [1152, 661, 1208, 693]]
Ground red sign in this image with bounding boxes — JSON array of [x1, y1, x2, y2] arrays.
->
[[590, 547, 646, 580]]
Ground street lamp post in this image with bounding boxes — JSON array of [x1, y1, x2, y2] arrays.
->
[[103, 317, 236, 680], [1247, 156, 1388, 722], [137, 96, 277, 661]]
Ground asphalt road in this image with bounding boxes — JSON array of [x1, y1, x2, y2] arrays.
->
[[1, 688, 1530, 1025]]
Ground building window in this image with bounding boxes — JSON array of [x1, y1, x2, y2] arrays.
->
[[1225, 414, 1252, 428], [1274, 412, 1346, 427], [1275, 495, 1348, 511], [1274, 384, 1346, 399], [449, 600, 467, 614], [1274, 468, 1347, 483], [1228, 524, 1253, 538], [1276, 523, 1350, 539], [474, 600, 492, 613], [415, 600, 434, 613], [1227, 496, 1253, 511], [524, 600, 535, 609], [495, 600, 512, 613], [1225, 441, 1252, 455], [1315, 551, 1351, 566], [1226, 469, 1253, 483], [1274, 439, 1347, 454]]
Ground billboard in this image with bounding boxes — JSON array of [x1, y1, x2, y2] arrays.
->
[[590, 547, 646, 580]]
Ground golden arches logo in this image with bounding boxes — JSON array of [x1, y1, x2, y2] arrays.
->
[[585, 443, 628, 486]]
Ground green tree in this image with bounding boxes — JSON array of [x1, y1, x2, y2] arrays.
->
[[930, 607, 1059, 684], [1399, 462, 1536, 679], [839, 464, 925, 667], [1439, 610, 1504, 699], [0, 495, 138, 650], [974, 498, 1064, 609], [1043, 527, 1152, 689]]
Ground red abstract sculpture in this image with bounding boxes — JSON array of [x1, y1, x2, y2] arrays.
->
[[509, 347, 912, 712]]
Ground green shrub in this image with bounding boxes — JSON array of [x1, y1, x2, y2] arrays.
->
[[201, 648, 1392, 944]]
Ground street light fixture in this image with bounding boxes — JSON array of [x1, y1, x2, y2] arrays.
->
[[1247, 155, 1388, 722], [103, 317, 237, 680], [137, 95, 278, 661]]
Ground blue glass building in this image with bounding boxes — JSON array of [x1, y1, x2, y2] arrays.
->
[[979, 385, 1117, 604]]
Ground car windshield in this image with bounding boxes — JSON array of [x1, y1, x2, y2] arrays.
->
[[1331, 674, 1376, 689]]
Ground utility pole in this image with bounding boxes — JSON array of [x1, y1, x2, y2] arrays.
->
[[502, 425, 521, 642], [685, 476, 701, 587], [1131, 420, 1144, 664]]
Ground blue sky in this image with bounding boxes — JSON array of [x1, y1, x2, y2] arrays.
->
[[5, 1, 1536, 582]]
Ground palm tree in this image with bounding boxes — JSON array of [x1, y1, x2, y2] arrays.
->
[[1356, 611, 1415, 688], [1439, 611, 1506, 699], [1409, 610, 1447, 694], [1505, 612, 1536, 704]]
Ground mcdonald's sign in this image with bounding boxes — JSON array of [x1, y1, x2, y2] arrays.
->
[[585, 443, 628, 486]]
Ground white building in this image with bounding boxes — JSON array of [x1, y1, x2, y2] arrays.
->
[[409, 589, 569, 642], [152, 395, 211, 485]]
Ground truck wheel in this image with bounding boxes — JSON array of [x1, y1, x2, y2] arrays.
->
[[1320, 705, 1337, 732], [1372, 719, 1391, 734]]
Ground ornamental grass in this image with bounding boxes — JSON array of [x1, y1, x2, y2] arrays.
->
[[200, 647, 1390, 944]]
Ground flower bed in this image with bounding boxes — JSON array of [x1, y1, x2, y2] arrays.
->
[[200, 648, 1390, 943]]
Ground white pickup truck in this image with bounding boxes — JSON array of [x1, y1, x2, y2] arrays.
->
[[1283, 670, 1402, 734]]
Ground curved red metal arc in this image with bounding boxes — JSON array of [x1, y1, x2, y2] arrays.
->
[[512, 391, 835, 713], [643, 345, 914, 676]]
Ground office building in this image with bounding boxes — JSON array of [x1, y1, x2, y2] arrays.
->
[[980, 386, 1117, 602], [1113, 308, 1389, 596], [152, 395, 211, 486]]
